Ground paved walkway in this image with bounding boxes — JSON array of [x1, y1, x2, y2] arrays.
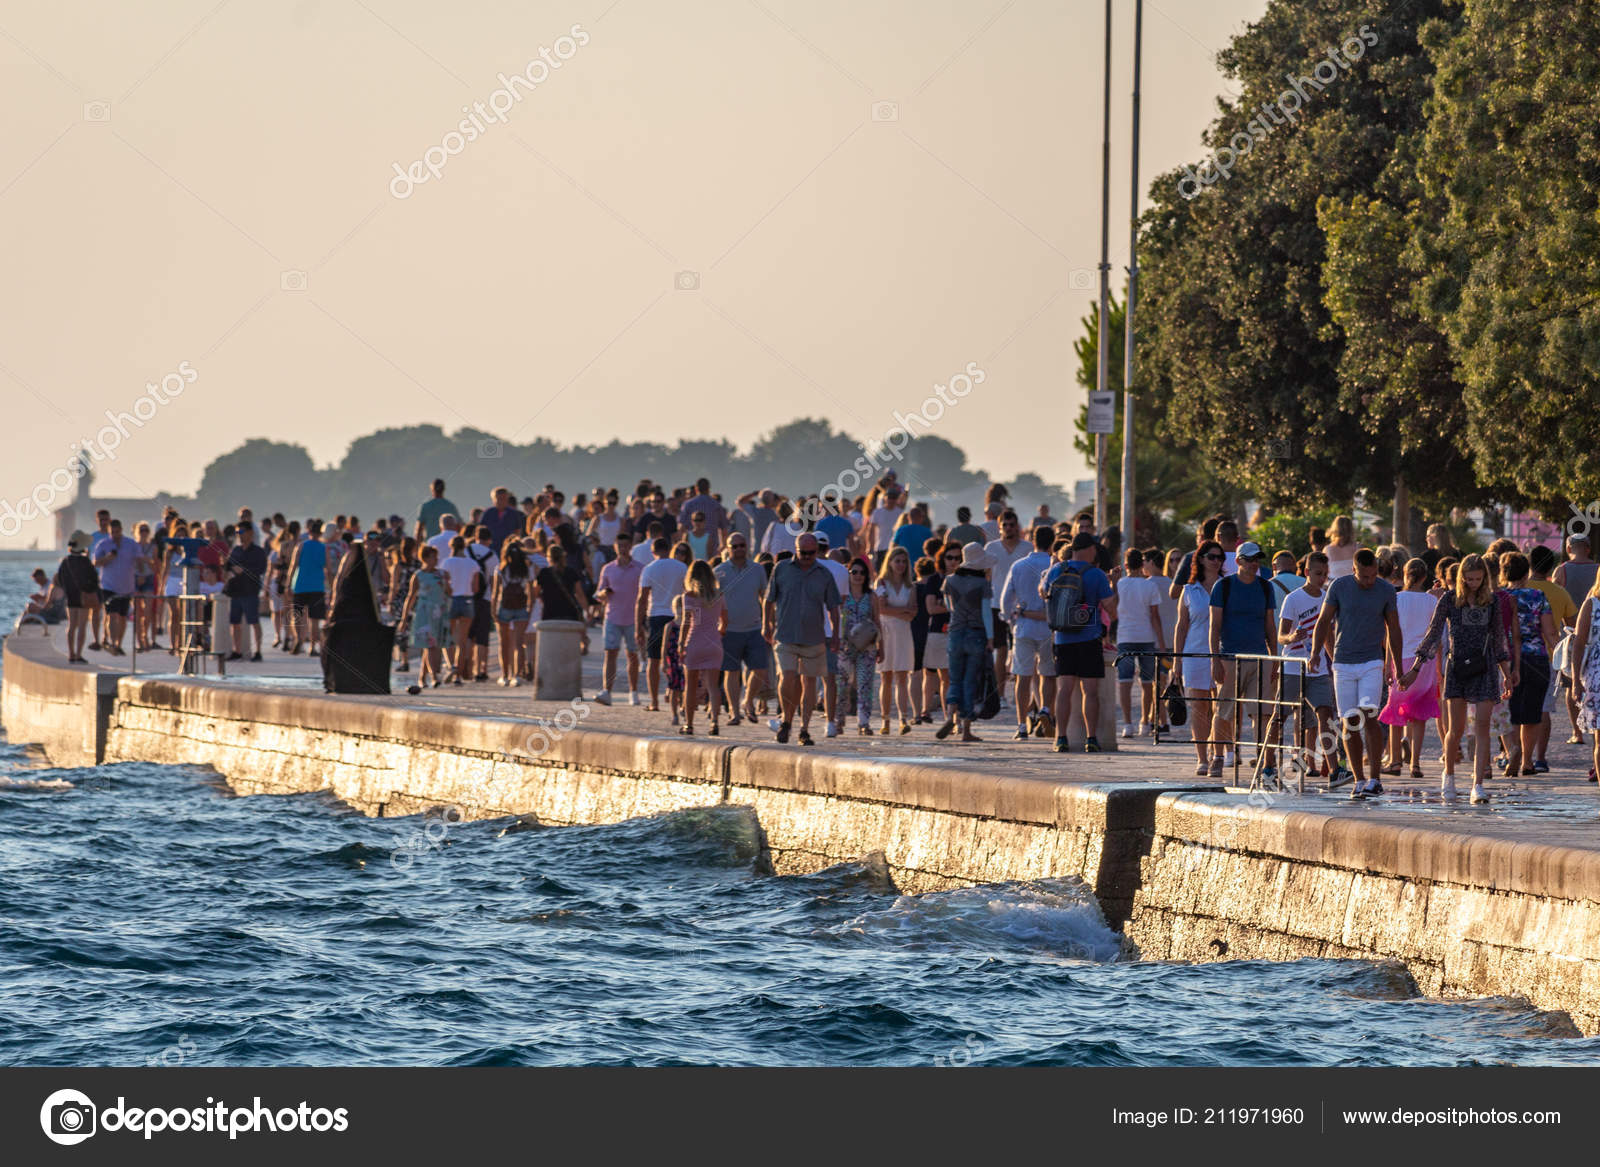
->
[[36, 627, 1600, 848]]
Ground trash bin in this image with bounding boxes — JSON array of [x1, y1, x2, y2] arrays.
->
[[533, 619, 585, 701]]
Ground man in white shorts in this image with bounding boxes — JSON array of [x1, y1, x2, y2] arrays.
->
[[1275, 552, 1346, 786], [999, 524, 1059, 740], [1311, 547, 1402, 798]]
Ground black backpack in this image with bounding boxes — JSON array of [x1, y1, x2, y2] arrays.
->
[[974, 647, 1002, 719]]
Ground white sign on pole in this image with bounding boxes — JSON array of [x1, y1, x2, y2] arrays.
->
[[1086, 391, 1116, 434]]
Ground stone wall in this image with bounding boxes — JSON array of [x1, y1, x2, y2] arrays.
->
[[6, 634, 1600, 1032]]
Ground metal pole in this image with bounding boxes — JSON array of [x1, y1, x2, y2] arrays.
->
[[1094, 0, 1113, 530], [1121, 0, 1142, 540]]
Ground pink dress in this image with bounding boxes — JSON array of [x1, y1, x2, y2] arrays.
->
[[681, 594, 725, 670]]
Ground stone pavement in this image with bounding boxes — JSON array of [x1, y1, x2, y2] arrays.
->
[[44, 627, 1600, 850]]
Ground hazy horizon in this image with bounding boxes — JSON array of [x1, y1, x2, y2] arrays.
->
[[1, 0, 1267, 546]]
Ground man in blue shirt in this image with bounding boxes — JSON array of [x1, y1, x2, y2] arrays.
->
[[480, 486, 523, 550], [1209, 541, 1280, 778], [813, 499, 855, 557], [1042, 533, 1116, 753], [891, 503, 933, 559], [93, 518, 142, 655]]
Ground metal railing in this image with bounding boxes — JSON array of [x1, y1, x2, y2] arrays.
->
[[1115, 648, 1323, 793]]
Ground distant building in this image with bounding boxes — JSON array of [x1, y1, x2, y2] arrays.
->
[[52, 454, 193, 548]]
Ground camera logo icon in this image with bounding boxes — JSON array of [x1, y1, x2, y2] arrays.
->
[[40, 1088, 97, 1145], [674, 270, 700, 291], [871, 101, 899, 122], [1068, 268, 1095, 291], [477, 438, 503, 459], [1463, 604, 1490, 626], [1267, 438, 1293, 460], [83, 101, 111, 122], [280, 270, 307, 291]]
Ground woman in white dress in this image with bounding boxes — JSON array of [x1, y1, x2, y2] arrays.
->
[[1325, 514, 1358, 580], [874, 546, 918, 735], [1173, 539, 1226, 776]]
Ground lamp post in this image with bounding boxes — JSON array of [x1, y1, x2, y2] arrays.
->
[[1093, 0, 1113, 530], [1121, 0, 1143, 543]]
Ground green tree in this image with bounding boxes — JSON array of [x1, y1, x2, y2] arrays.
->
[[1072, 294, 1236, 539], [1411, 0, 1600, 513], [196, 438, 321, 518], [1137, 0, 1466, 512]]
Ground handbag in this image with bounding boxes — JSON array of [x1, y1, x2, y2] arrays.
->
[[846, 619, 879, 651], [1161, 678, 1188, 727]]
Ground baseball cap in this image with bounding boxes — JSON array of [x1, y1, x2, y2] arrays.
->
[[1236, 541, 1266, 561], [814, 531, 830, 547]]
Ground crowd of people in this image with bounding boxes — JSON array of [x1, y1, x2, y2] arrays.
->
[[24, 477, 1600, 803]]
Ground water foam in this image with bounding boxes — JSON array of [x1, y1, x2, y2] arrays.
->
[[835, 877, 1123, 962]]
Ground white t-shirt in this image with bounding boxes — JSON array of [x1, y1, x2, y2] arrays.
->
[[983, 538, 1033, 610], [426, 531, 457, 559], [1115, 575, 1162, 644], [1395, 590, 1439, 660], [639, 557, 688, 617], [980, 520, 1000, 541], [761, 521, 798, 557], [439, 555, 481, 598], [868, 505, 902, 550], [464, 544, 499, 582], [1278, 585, 1329, 676]]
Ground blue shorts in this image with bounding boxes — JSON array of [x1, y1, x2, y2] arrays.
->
[[497, 607, 529, 624], [1117, 642, 1157, 682], [603, 620, 638, 653], [229, 594, 260, 625], [721, 628, 771, 672], [449, 595, 473, 620]]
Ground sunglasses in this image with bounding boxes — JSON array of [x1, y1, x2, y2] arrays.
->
[[798, 550, 816, 557], [1203, 553, 1224, 561]]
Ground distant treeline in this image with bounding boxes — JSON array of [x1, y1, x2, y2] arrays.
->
[[193, 420, 1085, 528]]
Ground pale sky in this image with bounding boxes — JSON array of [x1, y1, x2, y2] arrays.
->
[[0, 0, 1265, 546]]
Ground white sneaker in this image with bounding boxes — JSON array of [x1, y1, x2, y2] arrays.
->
[[1138, 721, 1151, 736], [826, 721, 839, 738], [1470, 782, 1489, 804], [1441, 775, 1458, 799], [767, 717, 783, 733], [1121, 723, 1136, 739], [630, 691, 641, 706], [594, 690, 612, 706]]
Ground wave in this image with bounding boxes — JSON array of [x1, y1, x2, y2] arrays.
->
[[833, 877, 1124, 962]]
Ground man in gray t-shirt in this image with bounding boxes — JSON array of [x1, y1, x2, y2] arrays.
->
[[1311, 547, 1402, 798], [714, 535, 771, 720], [762, 534, 840, 745]]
